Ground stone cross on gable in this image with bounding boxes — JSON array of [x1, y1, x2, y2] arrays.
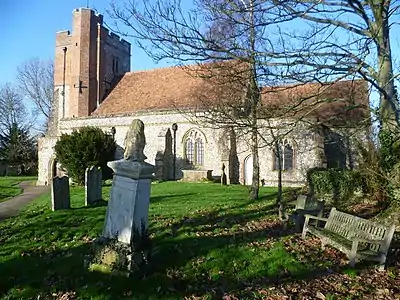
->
[[73, 80, 88, 94]]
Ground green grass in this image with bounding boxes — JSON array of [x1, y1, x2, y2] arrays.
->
[[0, 182, 330, 299], [0, 176, 38, 202]]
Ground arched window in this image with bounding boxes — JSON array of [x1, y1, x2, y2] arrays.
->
[[184, 130, 205, 166], [185, 139, 194, 164], [195, 138, 204, 165], [274, 139, 294, 171]]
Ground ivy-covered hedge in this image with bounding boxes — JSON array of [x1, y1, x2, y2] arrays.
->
[[307, 168, 362, 200]]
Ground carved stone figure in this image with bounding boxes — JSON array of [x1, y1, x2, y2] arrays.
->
[[123, 119, 147, 162]]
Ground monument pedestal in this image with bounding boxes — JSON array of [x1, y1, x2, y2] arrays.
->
[[88, 159, 155, 275]]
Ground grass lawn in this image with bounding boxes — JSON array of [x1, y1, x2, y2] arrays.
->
[[0, 176, 38, 203], [0, 182, 398, 299]]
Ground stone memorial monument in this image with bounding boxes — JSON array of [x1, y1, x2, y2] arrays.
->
[[85, 166, 102, 206], [88, 119, 156, 274], [51, 176, 70, 211]]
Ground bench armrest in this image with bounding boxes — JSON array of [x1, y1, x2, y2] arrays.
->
[[302, 214, 328, 239], [304, 215, 328, 222]]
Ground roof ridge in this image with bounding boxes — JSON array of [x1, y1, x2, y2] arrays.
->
[[125, 64, 195, 75], [124, 60, 237, 75]]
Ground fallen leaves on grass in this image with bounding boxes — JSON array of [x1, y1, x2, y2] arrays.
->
[[52, 291, 76, 300]]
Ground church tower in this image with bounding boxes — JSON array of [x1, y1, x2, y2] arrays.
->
[[53, 8, 131, 119]]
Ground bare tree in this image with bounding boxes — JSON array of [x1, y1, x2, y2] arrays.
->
[[108, 0, 371, 204], [0, 83, 28, 131], [108, 0, 283, 199], [17, 58, 54, 128], [273, 0, 400, 129]]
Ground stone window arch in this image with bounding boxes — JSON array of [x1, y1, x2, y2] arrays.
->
[[183, 129, 206, 166], [273, 139, 294, 171]]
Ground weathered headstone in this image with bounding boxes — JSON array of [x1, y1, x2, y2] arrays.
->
[[51, 176, 70, 211], [88, 119, 156, 274], [154, 151, 164, 180], [85, 166, 102, 206], [221, 163, 227, 185]]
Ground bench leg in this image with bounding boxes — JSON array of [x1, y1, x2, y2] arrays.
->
[[376, 256, 386, 271], [349, 256, 356, 267], [349, 240, 359, 267], [295, 216, 301, 232], [301, 224, 307, 239]]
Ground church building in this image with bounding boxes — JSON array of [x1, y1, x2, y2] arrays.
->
[[37, 8, 370, 187]]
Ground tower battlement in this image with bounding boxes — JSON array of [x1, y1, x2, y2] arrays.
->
[[103, 29, 131, 54], [73, 7, 103, 23]]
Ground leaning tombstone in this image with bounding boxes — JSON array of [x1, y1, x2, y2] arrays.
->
[[87, 119, 156, 275], [85, 166, 102, 206], [51, 176, 70, 211]]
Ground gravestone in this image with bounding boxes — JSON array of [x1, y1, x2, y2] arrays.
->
[[51, 176, 70, 211], [88, 119, 156, 274], [85, 166, 102, 206], [221, 163, 227, 185], [154, 151, 164, 180]]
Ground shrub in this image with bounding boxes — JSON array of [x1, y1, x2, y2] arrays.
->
[[355, 140, 388, 204], [54, 127, 116, 185], [378, 129, 400, 172], [307, 168, 362, 201]]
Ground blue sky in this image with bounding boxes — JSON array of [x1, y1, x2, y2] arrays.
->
[[0, 0, 170, 84], [1, 1, 399, 91]]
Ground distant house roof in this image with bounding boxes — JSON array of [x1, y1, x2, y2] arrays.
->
[[92, 64, 369, 125]]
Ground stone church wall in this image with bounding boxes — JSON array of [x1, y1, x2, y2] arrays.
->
[[37, 110, 334, 187], [37, 112, 225, 185]]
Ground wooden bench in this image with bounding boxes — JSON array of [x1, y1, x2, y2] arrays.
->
[[284, 195, 325, 232], [302, 207, 395, 270]]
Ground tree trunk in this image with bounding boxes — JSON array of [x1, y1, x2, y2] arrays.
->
[[372, 1, 399, 128], [250, 124, 259, 200], [248, 0, 259, 200], [275, 141, 284, 219], [229, 127, 239, 184]]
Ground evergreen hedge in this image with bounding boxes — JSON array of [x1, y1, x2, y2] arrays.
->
[[54, 127, 116, 185], [307, 168, 362, 201]]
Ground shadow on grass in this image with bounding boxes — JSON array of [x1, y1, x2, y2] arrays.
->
[[72, 199, 109, 209], [1, 182, 391, 299], [150, 193, 197, 204], [0, 201, 357, 300], [0, 227, 335, 299]]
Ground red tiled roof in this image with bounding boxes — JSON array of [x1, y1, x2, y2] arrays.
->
[[92, 64, 369, 125]]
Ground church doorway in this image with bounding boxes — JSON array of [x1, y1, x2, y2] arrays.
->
[[244, 155, 253, 185]]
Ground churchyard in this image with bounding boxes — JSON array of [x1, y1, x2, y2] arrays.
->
[[0, 181, 399, 299], [0, 119, 398, 299]]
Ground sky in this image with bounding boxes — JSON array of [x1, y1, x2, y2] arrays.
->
[[0, 0, 171, 85], [1, 1, 399, 101]]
